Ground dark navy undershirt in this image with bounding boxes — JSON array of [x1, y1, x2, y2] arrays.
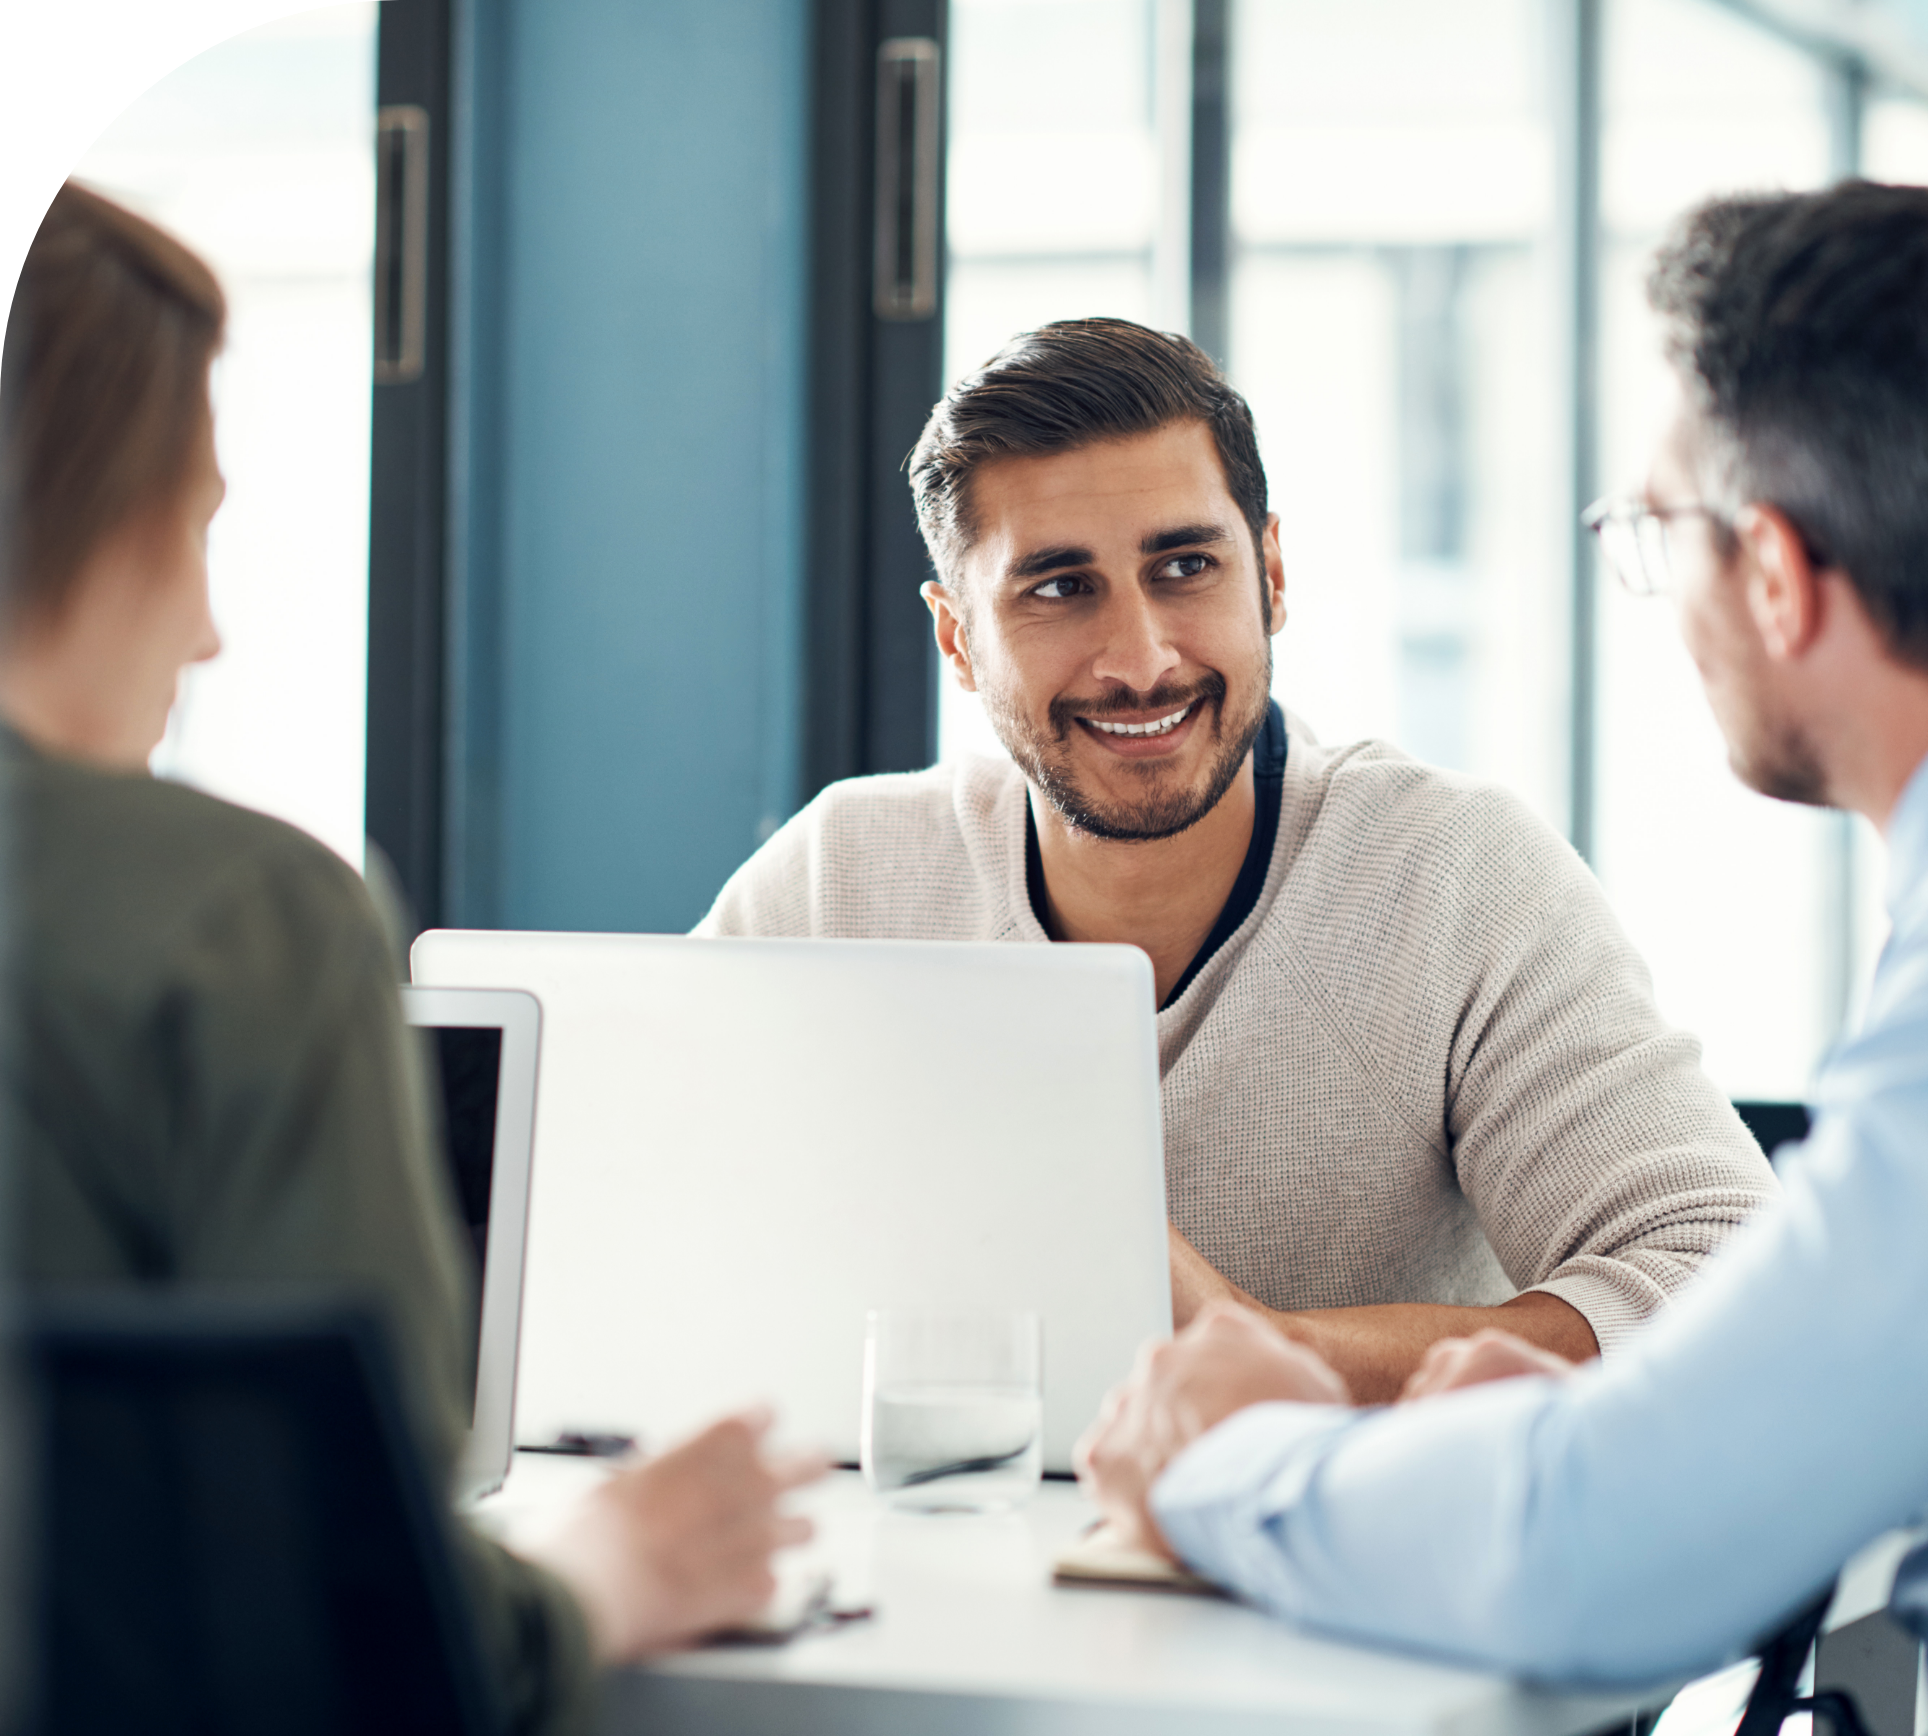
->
[[1024, 700, 1288, 1010]]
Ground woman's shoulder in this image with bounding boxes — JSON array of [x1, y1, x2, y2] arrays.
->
[[10, 747, 382, 982]]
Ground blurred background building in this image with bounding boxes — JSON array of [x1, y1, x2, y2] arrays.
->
[[71, 0, 1928, 1100]]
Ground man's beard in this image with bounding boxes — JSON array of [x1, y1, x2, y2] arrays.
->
[[1708, 641, 1832, 807], [979, 645, 1273, 842], [1729, 712, 1830, 808]]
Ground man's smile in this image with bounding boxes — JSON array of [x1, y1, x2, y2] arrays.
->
[[1082, 702, 1192, 738], [1070, 696, 1209, 758]]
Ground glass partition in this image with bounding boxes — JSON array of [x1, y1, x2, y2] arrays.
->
[[74, 4, 376, 867], [1230, 0, 1563, 823], [941, 0, 1167, 762], [1865, 89, 1928, 181], [938, 0, 1917, 1097], [1592, 0, 1841, 1096]]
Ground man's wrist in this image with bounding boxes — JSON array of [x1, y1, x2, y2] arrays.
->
[[1266, 1309, 1329, 1359], [1148, 1400, 1356, 1582]]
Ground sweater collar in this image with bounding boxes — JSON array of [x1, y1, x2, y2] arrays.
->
[[1008, 701, 1291, 1007]]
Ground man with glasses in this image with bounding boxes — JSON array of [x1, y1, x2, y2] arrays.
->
[[1076, 182, 1928, 1681], [1584, 496, 1725, 598], [701, 316, 1775, 1401]]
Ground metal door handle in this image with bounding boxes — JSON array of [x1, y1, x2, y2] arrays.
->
[[874, 38, 941, 321], [374, 103, 429, 384]]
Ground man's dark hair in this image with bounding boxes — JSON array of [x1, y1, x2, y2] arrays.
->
[[909, 318, 1271, 614], [1648, 180, 1928, 670]]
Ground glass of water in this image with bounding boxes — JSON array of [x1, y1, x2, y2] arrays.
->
[[861, 1308, 1043, 1511]]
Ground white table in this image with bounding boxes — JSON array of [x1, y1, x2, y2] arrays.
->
[[478, 1455, 1671, 1736]]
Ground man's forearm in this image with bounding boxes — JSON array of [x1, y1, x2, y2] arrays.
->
[[1267, 1293, 1599, 1405], [1165, 1227, 1599, 1402]]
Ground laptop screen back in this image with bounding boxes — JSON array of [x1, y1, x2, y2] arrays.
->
[[408, 933, 1168, 1472]]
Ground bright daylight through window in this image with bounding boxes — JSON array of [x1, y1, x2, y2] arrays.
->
[[74, 3, 377, 870], [941, 0, 1928, 1102]]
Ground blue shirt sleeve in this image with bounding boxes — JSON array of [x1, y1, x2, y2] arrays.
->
[[1149, 786, 1928, 1685]]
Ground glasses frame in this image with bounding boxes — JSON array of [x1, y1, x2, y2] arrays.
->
[[1581, 496, 1722, 598]]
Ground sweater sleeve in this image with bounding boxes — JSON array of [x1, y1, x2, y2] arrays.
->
[[1426, 787, 1780, 1353], [695, 802, 826, 936]]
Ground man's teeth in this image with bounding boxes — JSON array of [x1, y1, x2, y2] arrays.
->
[[1088, 704, 1192, 737]]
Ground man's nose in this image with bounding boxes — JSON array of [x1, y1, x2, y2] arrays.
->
[[1089, 585, 1181, 696]]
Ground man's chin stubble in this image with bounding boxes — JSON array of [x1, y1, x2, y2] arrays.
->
[[1734, 738, 1831, 809], [1001, 695, 1267, 843]]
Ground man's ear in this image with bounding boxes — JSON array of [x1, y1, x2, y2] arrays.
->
[[1260, 513, 1287, 636], [921, 580, 978, 692], [1732, 504, 1823, 662]]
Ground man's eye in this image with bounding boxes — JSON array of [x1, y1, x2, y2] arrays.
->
[[1158, 553, 1212, 580], [1032, 575, 1086, 600]]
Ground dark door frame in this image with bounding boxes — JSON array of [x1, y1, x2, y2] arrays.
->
[[365, 0, 454, 930], [802, 0, 949, 797]]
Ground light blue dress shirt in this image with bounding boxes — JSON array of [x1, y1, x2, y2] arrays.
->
[[1152, 754, 1928, 1686]]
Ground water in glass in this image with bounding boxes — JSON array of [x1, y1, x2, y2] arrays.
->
[[862, 1308, 1042, 1511]]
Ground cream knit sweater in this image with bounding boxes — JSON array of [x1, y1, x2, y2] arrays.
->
[[697, 721, 1779, 1354]]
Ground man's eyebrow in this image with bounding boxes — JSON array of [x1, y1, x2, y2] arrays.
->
[[1007, 544, 1095, 580], [1004, 523, 1234, 580], [1142, 522, 1232, 555]]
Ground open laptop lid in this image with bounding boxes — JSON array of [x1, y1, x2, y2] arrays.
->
[[401, 985, 541, 1500], [409, 932, 1170, 1471]]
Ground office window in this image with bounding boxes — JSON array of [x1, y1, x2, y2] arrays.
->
[[938, 0, 1922, 1097], [1592, 0, 1850, 1097], [73, 4, 376, 868], [1230, 0, 1563, 824], [941, 0, 1175, 762], [1866, 89, 1928, 181], [946, 0, 1166, 379]]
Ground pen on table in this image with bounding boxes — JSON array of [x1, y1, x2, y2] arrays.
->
[[521, 1432, 639, 1459]]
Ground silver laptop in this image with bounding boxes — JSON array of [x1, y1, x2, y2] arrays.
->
[[408, 933, 1171, 1471], [401, 985, 541, 1499]]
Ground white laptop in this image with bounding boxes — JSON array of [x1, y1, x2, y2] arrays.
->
[[401, 985, 541, 1499], [408, 932, 1171, 1471]]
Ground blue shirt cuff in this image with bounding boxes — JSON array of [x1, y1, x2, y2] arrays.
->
[[1150, 1401, 1359, 1600]]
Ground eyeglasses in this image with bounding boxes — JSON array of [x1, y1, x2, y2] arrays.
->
[[1581, 496, 1721, 597]]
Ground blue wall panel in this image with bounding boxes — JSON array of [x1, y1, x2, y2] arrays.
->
[[451, 0, 806, 933]]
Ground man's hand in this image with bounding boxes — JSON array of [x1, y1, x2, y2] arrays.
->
[[521, 1408, 826, 1661], [1398, 1329, 1579, 1403], [1076, 1303, 1350, 1558]]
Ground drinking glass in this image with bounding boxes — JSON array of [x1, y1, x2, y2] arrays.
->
[[860, 1308, 1043, 1511]]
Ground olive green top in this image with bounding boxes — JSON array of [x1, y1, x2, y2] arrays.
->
[[5, 728, 595, 1735]]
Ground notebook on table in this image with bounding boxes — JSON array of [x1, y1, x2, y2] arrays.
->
[[1051, 1522, 1223, 1596]]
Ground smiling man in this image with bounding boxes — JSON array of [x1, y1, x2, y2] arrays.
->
[[697, 318, 1775, 1400]]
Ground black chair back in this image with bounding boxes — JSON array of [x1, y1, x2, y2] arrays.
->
[[1734, 1102, 1813, 1165], [21, 1294, 503, 1736]]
